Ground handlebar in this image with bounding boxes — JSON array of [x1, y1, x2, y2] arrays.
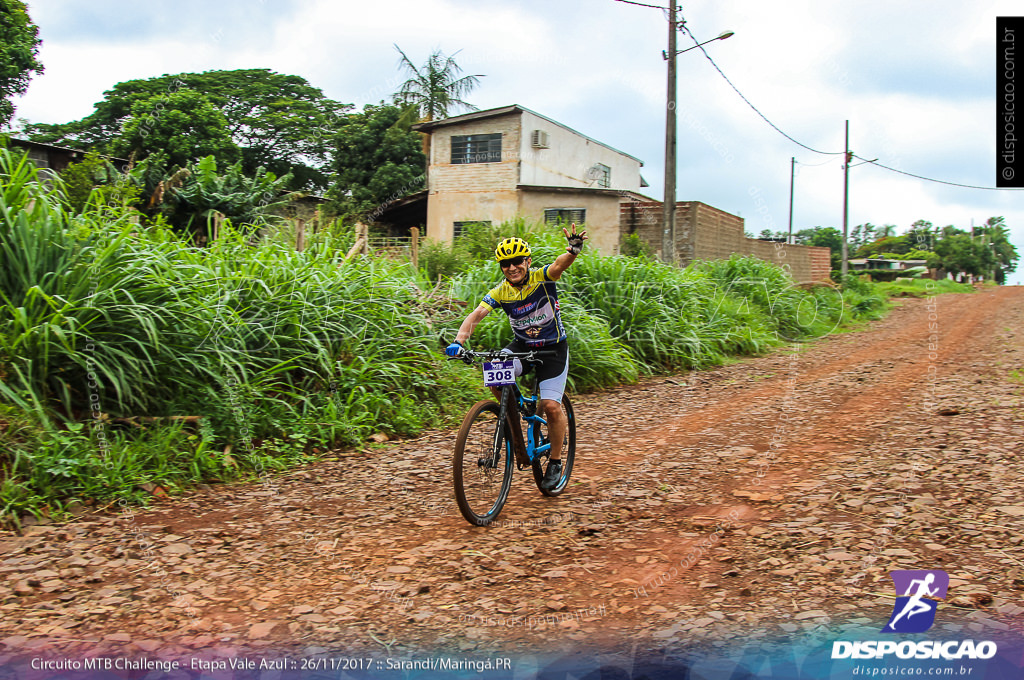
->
[[455, 348, 556, 365], [442, 337, 555, 365]]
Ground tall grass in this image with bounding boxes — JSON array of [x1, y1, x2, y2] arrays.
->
[[1, 159, 898, 523], [0, 149, 484, 522]]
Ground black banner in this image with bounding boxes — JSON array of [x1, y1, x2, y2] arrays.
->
[[997, 17, 1024, 187]]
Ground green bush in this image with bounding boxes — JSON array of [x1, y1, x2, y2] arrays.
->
[[418, 238, 471, 283], [874, 278, 973, 298], [620, 233, 654, 258]]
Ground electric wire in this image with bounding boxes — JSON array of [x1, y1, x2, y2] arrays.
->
[[611, 0, 667, 9], [620, 2, 1022, 191], [684, 26, 1022, 190], [796, 157, 838, 168], [679, 24, 845, 157], [853, 156, 1022, 191]]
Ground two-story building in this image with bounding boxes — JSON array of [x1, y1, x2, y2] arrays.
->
[[410, 105, 646, 255]]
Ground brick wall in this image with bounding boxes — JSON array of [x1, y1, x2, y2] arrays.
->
[[808, 247, 833, 282], [620, 195, 664, 254], [428, 114, 521, 193], [619, 198, 833, 283]]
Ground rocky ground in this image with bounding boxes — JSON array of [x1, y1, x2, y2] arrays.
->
[[1, 286, 1022, 671]]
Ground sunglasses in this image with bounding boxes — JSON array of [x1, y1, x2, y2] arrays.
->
[[499, 256, 527, 269]]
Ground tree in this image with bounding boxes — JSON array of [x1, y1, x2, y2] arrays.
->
[[0, 0, 43, 129], [393, 45, 482, 122], [934, 233, 991, 278], [327, 103, 426, 220], [24, 69, 349, 191], [978, 216, 1019, 283], [855, 234, 911, 258], [906, 220, 935, 251], [113, 90, 240, 168], [58, 151, 127, 214]]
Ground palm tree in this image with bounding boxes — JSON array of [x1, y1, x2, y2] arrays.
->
[[393, 45, 482, 165], [393, 45, 482, 123]]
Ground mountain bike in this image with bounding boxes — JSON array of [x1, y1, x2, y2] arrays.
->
[[449, 348, 576, 527]]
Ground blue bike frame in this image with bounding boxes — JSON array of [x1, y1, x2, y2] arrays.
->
[[519, 391, 550, 465], [495, 370, 553, 470]]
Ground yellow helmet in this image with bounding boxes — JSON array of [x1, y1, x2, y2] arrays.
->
[[494, 237, 531, 262]]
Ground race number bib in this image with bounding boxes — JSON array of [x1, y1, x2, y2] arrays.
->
[[483, 360, 517, 386]]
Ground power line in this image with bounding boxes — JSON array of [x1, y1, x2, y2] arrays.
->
[[680, 24, 1024, 191], [854, 156, 1024, 191], [611, 0, 667, 9], [620, 3, 1023, 192], [684, 24, 843, 157], [796, 157, 838, 168]]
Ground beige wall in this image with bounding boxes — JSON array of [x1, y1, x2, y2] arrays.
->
[[425, 114, 521, 240], [424, 109, 645, 248], [518, 190, 622, 255], [427, 190, 520, 242], [427, 113, 521, 192], [517, 110, 643, 192]]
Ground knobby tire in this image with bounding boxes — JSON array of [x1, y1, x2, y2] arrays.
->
[[452, 399, 514, 526]]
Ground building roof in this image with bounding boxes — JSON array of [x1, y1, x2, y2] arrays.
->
[[6, 136, 89, 156], [412, 104, 644, 165], [6, 136, 130, 166]]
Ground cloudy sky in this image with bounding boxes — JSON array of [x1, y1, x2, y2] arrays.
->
[[11, 0, 1024, 283]]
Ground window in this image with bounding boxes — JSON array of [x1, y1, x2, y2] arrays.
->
[[451, 133, 502, 164], [453, 220, 491, 239], [590, 163, 610, 188], [544, 209, 585, 226]]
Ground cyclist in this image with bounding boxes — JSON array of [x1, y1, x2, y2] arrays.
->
[[446, 225, 587, 491]]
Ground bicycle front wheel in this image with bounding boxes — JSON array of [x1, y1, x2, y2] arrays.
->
[[453, 400, 514, 526], [531, 394, 576, 497]]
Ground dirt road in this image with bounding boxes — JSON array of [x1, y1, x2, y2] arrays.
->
[[2, 286, 1023, 667]]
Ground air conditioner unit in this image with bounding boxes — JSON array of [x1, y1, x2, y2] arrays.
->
[[531, 130, 550, 149]]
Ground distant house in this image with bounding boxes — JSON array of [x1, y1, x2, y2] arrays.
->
[[5, 137, 85, 182], [849, 258, 928, 271], [409, 105, 646, 255], [5, 137, 129, 180]]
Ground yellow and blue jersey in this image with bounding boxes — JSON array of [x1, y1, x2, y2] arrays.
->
[[480, 265, 567, 347]]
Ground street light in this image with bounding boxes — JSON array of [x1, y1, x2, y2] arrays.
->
[[662, 14, 733, 265], [662, 31, 735, 60]]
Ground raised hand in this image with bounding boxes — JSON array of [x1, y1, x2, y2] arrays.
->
[[563, 223, 588, 255]]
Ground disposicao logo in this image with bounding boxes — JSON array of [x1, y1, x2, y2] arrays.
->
[[831, 568, 998, 662], [881, 569, 948, 634]]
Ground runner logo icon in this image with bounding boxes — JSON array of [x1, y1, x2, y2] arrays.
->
[[881, 569, 948, 633]]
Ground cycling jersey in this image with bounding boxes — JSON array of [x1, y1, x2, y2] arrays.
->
[[480, 265, 567, 347]]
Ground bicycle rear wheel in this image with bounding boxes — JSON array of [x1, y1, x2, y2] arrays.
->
[[453, 400, 514, 526], [531, 394, 576, 497]]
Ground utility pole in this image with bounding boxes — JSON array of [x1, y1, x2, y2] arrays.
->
[[662, 3, 678, 265], [659, 13, 732, 265], [788, 156, 795, 244], [841, 120, 850, 278]]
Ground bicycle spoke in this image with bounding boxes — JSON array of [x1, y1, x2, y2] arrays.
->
[[453, 401, 513, 525]]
